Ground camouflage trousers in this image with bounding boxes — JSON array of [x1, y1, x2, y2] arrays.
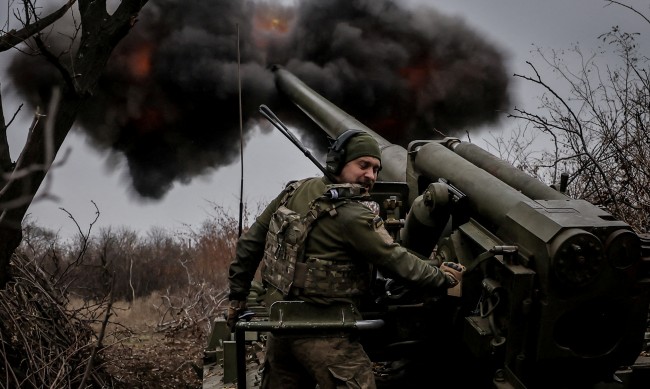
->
[[261, 333, 376, 389]]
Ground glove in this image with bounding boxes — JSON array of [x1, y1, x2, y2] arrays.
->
[[440, 262, 465, 288], [226, 300, 247, 332]]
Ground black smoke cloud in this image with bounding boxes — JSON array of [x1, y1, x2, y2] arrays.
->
[[8, 0, 510, 199]]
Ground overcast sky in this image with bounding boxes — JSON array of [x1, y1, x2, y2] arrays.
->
[[3, 0, 648, 239]]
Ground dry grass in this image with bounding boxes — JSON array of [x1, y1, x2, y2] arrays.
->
[[97, 293, 208, 388], [109, 293, 165, 332], [63, 292, 209, 388]]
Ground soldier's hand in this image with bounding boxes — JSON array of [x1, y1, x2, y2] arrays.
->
[[440, 262, 465, 288], [226, 300, 247, 332]]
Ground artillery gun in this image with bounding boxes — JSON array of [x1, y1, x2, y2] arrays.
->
[[204, 66, 650, 388]]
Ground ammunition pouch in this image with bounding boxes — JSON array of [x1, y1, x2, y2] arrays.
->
[[293, 257, 371, 297], [262, 204, 306, 296]]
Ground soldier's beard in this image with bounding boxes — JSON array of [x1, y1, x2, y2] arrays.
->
[[358, 178, 374, 191]]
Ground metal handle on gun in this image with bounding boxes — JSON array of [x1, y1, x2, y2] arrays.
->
[[259, 105, 337, 182]]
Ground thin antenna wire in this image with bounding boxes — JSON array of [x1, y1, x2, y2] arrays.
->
[[237, 24, 244, 238]]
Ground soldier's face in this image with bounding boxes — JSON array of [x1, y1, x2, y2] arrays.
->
[[337, 156, 381, 191]]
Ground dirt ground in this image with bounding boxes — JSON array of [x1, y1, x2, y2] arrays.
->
[[101, 329, 205, 389], [100, 323, 265, 389], [98, 327, 650, 389]]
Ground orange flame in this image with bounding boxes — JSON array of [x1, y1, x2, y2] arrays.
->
[[399, 62, 434, 89], [128, 43, 154, 79], [254, 15, 290, 33], [252, 4, 294, 50]]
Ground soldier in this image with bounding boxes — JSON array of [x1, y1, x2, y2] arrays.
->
[[227, 130, 464, 389]]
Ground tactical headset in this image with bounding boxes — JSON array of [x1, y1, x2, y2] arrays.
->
[[325, 129, 364, 175]]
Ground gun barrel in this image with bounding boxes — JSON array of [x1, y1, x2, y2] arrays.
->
[[413, 141, 532, 227], [446, 139, 568, 201], [273, 66, 407, 182]]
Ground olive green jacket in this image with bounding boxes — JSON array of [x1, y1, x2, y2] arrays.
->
[[228, 176, 450, 305]]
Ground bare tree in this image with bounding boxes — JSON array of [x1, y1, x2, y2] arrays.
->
[[500, 1, 649, 232], [0, 0, 150, 286]]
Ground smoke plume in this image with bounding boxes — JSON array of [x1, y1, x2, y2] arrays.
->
[[8, 0, 510, 199]]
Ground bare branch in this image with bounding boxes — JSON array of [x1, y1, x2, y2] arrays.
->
[[0, 0, 77, 52], [605, 1, 650, 25], [503, 17, 650, 223]]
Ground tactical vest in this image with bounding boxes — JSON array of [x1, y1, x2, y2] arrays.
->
[[261, 180, 372, 298]]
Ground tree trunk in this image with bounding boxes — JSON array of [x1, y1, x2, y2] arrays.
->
[[0, 0, 150, 287]]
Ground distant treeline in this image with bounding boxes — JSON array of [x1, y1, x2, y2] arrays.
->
[[18, 205, 247, 302]]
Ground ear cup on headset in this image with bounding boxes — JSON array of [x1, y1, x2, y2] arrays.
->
[[325, 130, 364, 175]]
